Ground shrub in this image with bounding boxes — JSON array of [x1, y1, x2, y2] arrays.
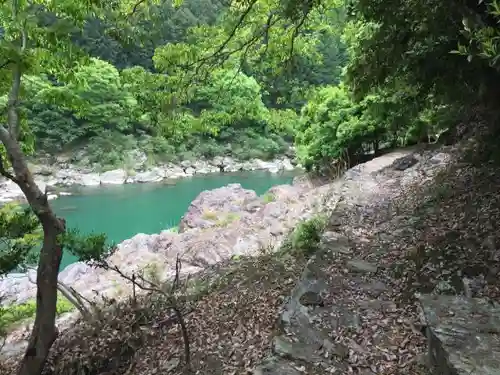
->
[[281, 214, 328, 258], [261, 192, 276, 203], [215, 212, 240, 227], [139, 136, 177, 164], [201, 210, 218, 221]]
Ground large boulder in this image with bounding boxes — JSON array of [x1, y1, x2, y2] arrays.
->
[[79, 173, 101, 186], [128, 168, 164, 183], [178, 183, 258, 233], [100, 169, 127, 185]]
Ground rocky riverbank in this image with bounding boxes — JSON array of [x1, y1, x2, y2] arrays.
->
[[0, 146, 455, 361], [0, 153, 297, 203]]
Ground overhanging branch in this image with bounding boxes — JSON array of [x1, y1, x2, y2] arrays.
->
[[0, 59, 13, 70], [178, 0, 312, 85]]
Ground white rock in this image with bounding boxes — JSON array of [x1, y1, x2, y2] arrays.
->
[[0, 180, 23, 203], [132, 168, 164, 183], [79, 173, 101, 186], [125, 150, 147, 170], [59, 262, 92, 284], [100, 169, 127, 185], [180, 160, 193, 168], [54, 169, 80, 186], [281, 157, 295, 171], [253, 159, 279, 171], [164, 165, 185, 179]]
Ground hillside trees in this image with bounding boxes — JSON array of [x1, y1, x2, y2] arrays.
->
[[345, 0, 500, 113], [2, 0, 493, 373], [293, 0, 500, 174], [73, 0, 227, 70], [1, 0, 350, 168], [153, 0, 348, 110], [24, 59, 142, 152]]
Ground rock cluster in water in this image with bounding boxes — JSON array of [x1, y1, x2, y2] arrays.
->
[[0, 151, 297, 203]]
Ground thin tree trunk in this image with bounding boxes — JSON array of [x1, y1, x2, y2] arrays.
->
[[0, 23, 65, 373], [18, 221, 64, 375], [0, 126, 65, 375]]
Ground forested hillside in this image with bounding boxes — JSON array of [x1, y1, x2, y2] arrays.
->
[[7, 0, 498, 175], [6, 0, 347, 169], [2, 0, 500, 374]]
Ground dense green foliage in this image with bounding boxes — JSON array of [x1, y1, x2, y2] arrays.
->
[[2, 0, 500, 373], [2, 0, 499, 276], [8, 0, 495, 173], [280, 214, 328, 258], [4, 0, 347, 169], [0, 204, 42, 274], [0, 202, 110, 275], [292, 0, 500, 173]]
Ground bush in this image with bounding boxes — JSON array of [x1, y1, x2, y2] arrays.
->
[[191, 138, 225, 159], [138, 136, 177, 164], [281, 214, 328, 258], [261, 192, 276, 203]]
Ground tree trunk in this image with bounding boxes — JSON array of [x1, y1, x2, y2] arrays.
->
[[0, 127, 65, 375]]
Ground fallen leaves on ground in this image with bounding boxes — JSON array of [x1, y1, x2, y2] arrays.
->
[[310, 137, 500, 374]]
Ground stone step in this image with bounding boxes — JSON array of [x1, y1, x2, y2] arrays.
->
[[418, 294, 500, 375]]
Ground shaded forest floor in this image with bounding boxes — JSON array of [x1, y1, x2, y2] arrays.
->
[[2, 132, 500, 375]]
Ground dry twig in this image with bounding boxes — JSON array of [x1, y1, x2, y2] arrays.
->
[[101, 255, 192, 372]]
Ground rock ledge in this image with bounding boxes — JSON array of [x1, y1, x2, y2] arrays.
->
[[418, 294, 500, 375]]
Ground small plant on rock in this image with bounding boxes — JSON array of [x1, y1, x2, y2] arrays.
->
[[281, 214, 328, 258], [261, 192, 276, 203], [143, 261, 162, 286], [201, 210, 218, 221], [0, 295, 74, 336], [215, 212, 240, 227]]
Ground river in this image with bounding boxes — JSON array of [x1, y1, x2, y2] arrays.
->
[[50, 170, 296, 269]]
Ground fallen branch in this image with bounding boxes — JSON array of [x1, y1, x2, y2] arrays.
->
[[25, 266, 99, 323]]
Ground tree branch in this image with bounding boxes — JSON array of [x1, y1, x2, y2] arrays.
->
[[201, 0, 259, 65], [0, 153, 17, 182], [128, 0, 147, 17], [0, 59, 13, 70], [99, 255, 191, 371]]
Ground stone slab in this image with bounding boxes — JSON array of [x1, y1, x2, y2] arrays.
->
[[418, 294, 500, 375]]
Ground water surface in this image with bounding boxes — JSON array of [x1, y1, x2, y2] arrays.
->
[[51, 171, 296, 269]]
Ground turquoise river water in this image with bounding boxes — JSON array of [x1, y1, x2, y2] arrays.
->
[[50, 171, 296, 270]]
